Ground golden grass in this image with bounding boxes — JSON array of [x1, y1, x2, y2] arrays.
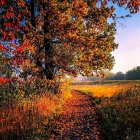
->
[[71, 84, 131, 97], [0, 87, 73, 138], [94, 83, 140, 139]]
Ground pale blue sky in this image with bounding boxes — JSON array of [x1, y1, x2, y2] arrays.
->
[[111, 11, 140, 73]]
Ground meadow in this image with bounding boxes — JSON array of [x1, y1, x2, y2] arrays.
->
[[0, 80, 140, 139], [71, 80, 140, 140]]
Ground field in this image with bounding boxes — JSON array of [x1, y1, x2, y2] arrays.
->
[[71, 80, 140, 140], [71, 83, 131, 97], [0, 80, 140, 139]]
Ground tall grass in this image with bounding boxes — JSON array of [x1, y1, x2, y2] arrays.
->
[[72, 82, 140, 140], [95, 84, 140, 140], [0, 79, 73, 140]]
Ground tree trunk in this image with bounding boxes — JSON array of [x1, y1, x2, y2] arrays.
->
[[30, 1, 54, 80], [31, 0, 36, 27], [43, 4, 54, 80]]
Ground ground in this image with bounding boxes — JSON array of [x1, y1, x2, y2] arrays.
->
[[50, 90, 102, 140]]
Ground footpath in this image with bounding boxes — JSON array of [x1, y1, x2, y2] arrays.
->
[[50, 90, 102, 140]]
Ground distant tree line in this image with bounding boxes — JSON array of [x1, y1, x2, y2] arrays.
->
[[86, 66, 140, 81], [105, 66, 140, 80]]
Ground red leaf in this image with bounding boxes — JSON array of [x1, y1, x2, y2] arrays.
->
[[0, 0, 6, 5], [0, 44, 6, 52], [5, 12, 14, 18], [4, 22, 11, 27], [12, 57, 23, 65], [3, 32, 7, 40], [9, 31, 15, 40], [0, 77, 10, 85], [22, 26, 28, 31]]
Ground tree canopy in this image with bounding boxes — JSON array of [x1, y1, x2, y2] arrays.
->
[[0, 0, 140, 86]]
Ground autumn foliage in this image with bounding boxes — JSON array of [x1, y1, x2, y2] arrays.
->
[[0, 77, 10, 85], [0, 1, 140, 138], [0, 0, 140, 87]]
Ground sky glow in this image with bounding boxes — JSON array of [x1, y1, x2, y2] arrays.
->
[[111, 11, 140, 73]]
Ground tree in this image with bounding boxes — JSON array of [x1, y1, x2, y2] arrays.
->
[[126, 66, 140, 80], [104, 71, 115, 80], [0, 0, 140, 86], [114, 72, 125, 80]]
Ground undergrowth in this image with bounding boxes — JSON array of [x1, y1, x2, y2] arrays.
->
[[0, 78, 73, 140]]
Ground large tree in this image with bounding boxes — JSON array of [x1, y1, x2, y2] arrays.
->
[[0, 0, 140, 84]]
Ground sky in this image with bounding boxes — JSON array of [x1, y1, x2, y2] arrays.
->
[[111, 9, 140, 74]]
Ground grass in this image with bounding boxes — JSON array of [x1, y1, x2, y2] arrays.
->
[[72, 81, 140, 140], [72, 80, 140, 85], [71, 83, 131, 97], [0, 81, 72, 140], [1, 80, 140, 139]]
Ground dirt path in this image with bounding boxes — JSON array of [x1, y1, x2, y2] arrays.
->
[[50, 90, 102, 140]]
